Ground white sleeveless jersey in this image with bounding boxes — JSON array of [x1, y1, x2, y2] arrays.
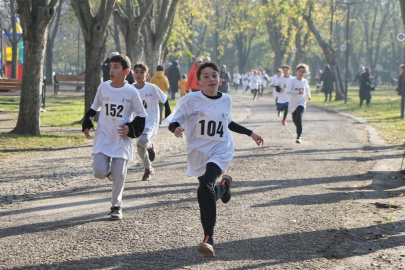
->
[[91, 81, 147, 161], [276, 75, 293, 103], [287, 78, 311, 113], [133, 82, 168, 140], [166, 91, 234, 177]]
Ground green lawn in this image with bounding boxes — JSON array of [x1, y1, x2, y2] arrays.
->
[[0, 95, 178, 156], [310, 85, 405, 145]]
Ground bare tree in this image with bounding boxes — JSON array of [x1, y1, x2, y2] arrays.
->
[[108, 17, 122, 53], [45, 0, 63, 85], [112, 0, 154, 64], [303, 7, 345, 100], [141, 0, 180, 75], [13, 0, 58, 135], [71, 0, 116, 114]]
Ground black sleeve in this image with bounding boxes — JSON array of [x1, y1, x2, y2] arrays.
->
[[82, 108, 97, 132], [169, 122, 180, 133], [125, 116, 145, 138], [275, 85, 281, 92], [228, 121, 252, 136], [164, 99, 172, 118]]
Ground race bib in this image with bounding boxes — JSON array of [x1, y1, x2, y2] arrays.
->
[[103, 101, 125, 119], [142, 97, 151, 112], [196, 116, 228, 141]]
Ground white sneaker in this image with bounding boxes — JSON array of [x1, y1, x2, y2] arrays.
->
[[197, 243, 215, 258], [108, 207, 122, 220], [296, 137, 301, 144]]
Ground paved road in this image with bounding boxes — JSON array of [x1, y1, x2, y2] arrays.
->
[[0, 91, 404, 269]]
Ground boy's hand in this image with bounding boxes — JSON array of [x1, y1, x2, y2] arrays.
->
[[83, 127, 94, 138], [118, 124, 129, 138], [298, 89, 304, 95], [308, 97, 311, 101], [174, 126, 185, 138], [250, 132, 264, 146]]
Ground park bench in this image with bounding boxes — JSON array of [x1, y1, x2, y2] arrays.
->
[[54, 74, 85, 95], [0, 78, 22, 92]]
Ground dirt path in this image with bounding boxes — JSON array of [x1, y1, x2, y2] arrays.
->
[[0, 91, 404, 270]]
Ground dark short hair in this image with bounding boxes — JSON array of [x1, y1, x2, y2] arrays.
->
[[296, 63, 309, 73], [282, 65, 291, 70], [133, 62, 149, 73], [157, 65, 164, 71], [197, 62, 220, 81], [110, 54, 131, 70], [276, 69, 282, 73]]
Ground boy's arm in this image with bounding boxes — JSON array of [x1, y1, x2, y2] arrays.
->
[[82, 108, 97, 138], [125, 116, 145, 138], [155, 86, 172, 118], [228, 121, 263, 146], [286, 80, 298, 95], [306, 80, 311, 99]]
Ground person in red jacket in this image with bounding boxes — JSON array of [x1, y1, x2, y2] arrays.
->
[[186, 57, 203, 93]]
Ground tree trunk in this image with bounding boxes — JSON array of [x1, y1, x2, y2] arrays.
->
[[143, 42, 161, 77], [45, 0, 63, 85], [303, 14, 344, 100], [9, 0, 19, 79], [84, 36, 107, 113], [112, 18, 121, 53], [13, 1, 58, 135]]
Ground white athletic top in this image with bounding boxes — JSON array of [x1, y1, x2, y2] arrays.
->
[[270, 74, 279, 99], [91, 81, 148, 161], [241, 74, 249, 85], [166, 91, 234, 177], [133, 82, 168, 140], [276, 75, 293, 103], [233, 73, 241, 84], [260, 74, 269, 86], [249, 75, 261, 89], [287, 78, 311, 113]]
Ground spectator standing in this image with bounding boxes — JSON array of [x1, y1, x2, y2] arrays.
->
[[168, 60, 181, 100], [219, 65, 230, 94], [359, 67, 374, 108], [320, 66, 334, 102], [186, 58, 202, 93]]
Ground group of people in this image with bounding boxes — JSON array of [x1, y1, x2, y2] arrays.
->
[[232, 69, 270, 101], [85, 53, 264, 259]]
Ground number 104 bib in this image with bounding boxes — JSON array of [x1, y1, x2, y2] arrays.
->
[[196, 116, 228, 141]]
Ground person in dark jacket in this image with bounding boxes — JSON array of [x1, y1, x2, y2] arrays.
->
[[320, 66, 335, 102], [168, 60, 181, 100], [359, 67, 373, 108], [101, 52, 134, 84], [218, 65, 230, 94], [396, 64, 405, 96]]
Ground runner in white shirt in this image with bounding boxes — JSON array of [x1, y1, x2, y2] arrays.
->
[[242, 72, 250, 94], [276, 65, 293, 125], [259, 70, 270, 97], [287, 63, 311, 144], [249, 70, 261, 101], [166, 62, 264, 258], [233, 70, 241, 93], [82, 54, 148, 220], [132, 63, 171, 181], [270, 69, 282, 116]]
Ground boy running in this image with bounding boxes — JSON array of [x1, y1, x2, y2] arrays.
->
[[166, 62, 264, 258], [249, 70, 261, 101], [276, 65, 293, 125], [270, 69, 282, 116], [133, 62, 171, 181], [82, 54, 147, 220], [287, 63, 311, 144]]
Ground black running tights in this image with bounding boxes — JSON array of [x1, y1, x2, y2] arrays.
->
[[292, 106, 305, 138], [197, 162, 226, 239]]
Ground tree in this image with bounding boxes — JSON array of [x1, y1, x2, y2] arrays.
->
[[45, 0, 63, 85], [141, 0, 180, 75], [13, 0, 58, 135], [71, 0, 116, 114], [112, 0, 154, 64], [108, 17, 122, 53]]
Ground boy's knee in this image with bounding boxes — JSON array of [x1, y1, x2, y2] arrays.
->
[[137, 135, 150, 148], [93, 166, 109, 179]]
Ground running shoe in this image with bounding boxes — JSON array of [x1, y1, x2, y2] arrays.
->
[[142, 168, 154, 181], [221, 175, 232, 203], [147, 143, 156, 162], [108, 206, 122, 220]]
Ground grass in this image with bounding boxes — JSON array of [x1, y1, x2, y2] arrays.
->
[[0, 94, 178, 156], [310, 84, 405, 145]]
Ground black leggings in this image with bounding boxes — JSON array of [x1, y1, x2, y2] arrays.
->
[[359, 98, 370, 107], [252, 89, 259, 100], [281, 107, 288, 121], [325, 91, 332, 101], [292, 106, 305, 138], [234, 83, 238, 92], [197, 162, 226, 242]]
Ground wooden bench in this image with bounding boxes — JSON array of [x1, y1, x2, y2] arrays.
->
[[54, 74, 85, 95], [0, 79, 22, 92]]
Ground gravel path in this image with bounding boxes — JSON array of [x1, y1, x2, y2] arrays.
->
[[0, 91, 404, 270]]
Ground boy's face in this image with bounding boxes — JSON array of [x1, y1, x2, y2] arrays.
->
[[276, 71, 281, 77], [196, 67, 220, 91], [110, 62, 130, 82], [133, 67, 149, 83], [283, 68, 290, 77], [296, 68, 306, 79]]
